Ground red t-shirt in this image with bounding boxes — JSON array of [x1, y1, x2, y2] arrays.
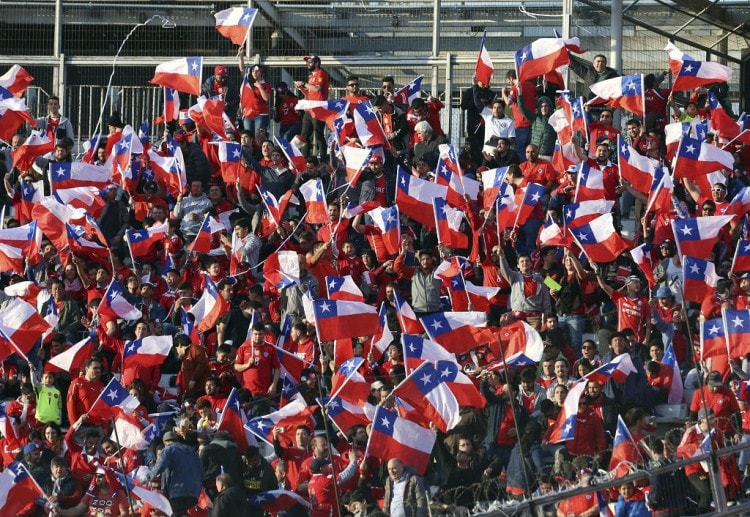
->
[[520, 159, 557, 186], [242, 81, 272, 118], [235, 342, 280, 395], [305, 69, 330, 101], [277, 96, 301, 126], [611, 290, 650, 343], [83, 487, 128, 516]]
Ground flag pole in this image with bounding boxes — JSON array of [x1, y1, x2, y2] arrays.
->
[[110, 416, 137, 517], [315, 358, 344, 515], [18, 462, 55, 511]]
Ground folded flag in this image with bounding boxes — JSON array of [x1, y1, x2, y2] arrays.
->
[[296, 99, 349, 127], [433, 197, 468, 249], [0, 297, 52, 355], [353, 101, 388, 148], [401, 334, 455, 373], [150, 57, 203, 96], [299, 178, 328, 225], [214, 7, 257, 46], [246, 397, 317, 447], [617, 136, 658, 195], [114, 471, 173, 515], [368, 303, 394, 363], [392, 291, 424, 335], [732, 238, 750, 272], [662, 342, 684, 404], [322, 395, 375, 436], [126, 222, 168, 260], [263, 250, 300, 291], [341, 145, 372, 186], [329, 357, 371, 405], [0, 97, 36, 141], [665, 41, 696, 76], [370, 205, 401, 257], [366, 405, 436, 475], [610, 414, 643, 477], [630, 241, 657, 288], [189, 275, 229, 333], [217, 388, 259, 450]]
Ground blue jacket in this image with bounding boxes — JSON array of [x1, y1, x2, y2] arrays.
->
[[151, 442, 204, 499]]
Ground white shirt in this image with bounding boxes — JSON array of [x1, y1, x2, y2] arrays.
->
[[481, 107, 516, 143], [390, 475, 408, 517]]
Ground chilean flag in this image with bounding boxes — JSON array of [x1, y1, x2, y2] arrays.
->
[[313, 299, 379, 341], [189, 275, 229, 333], [263, 251, 300, 290], [420, 311, 496, 353], [249, 490, 311, 514], [214, 7, 257, 46], [370, 205, 401, 256], [672, 136, 735, 179], [329, 357, 371, 404], [0, 65, 33, 98], [53, 187, 106, 219], [299, 178, 328, 225], [584, 353, 637, 384], [0, 97, 36, 141], [547, 380, 588, 443], [515, 37, 583, 82], [392, 291, 425, 335], [126, 222, 168, 260], [700, 317, 727, 360], [722, 309, 750, 360], [492, 319, 546, 364], [663, 342, 684, 404], [66, 223, 109, 260], [672, 215, 732, 260], [617, 136, 658, 195], [188, 214, 226, 254], [150, 56, 203, 97], [393, 76, 423, 106], [538, 216, 572, 248], [433, 197, 468, 249], [401, 334, 456, 373], [644, 165, 674, 215], [366, 407, 436, 476], [665, 41, 696, 76], [47, 336, 94, 374], [99, 281, 142, 321], [559, 91, 588, 135], [296, 99, 349, 127], [246, 398, 317, 447], [683, 256, 720, 304], [393, 360, 485, 433], [481, 167, 509, 212], [12, 131, 53, 172], [563, 200, 615, 230], [725, 187, 750, 221], [512, 182, 546, 228], [353, 101, 388, 148], [708, 91, 741, 140], [257, 186, 299, 236], [570, 213, 629, 263], [341, 145, 372, 186], [217, 388, 259, 450], [0, 462, 44, 514], [87, 377, 140, 422], [395, 166, 448, 229], [148, 149, 185, 198], [630, 241, 657, 288], [323, 395, 375, 436], [122, 335, 173, 369], [574, 162, 606, 202], [216, 141, 243, 184], [474, 31, 494, 85], [15, 179, 43, 224], [274, 135, 307, 175], [610, 414, 643, 477], [444, 274, 499, 313], [589, 74, 645, 116], [0, 298, 51, 356], [672, 59, 732, 92], [49, 162, 112, 191], [732, 239, 750, 272], [163, 87, 180, 124], [189, 97, 232, 140], [325, 275, 365, 302], [369, 303, 394, 363]]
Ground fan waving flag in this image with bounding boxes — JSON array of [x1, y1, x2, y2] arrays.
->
[[214, 7, 257, 46], [574, 162, 606, 202], [12, 131, 53, 172], [313, 299, 378, 341], [570, 213, 629, 263], [217, 388, 258, 450], [672, 215, 733, 260], [150, 57, 202, 96], [547, 380, 588, 443], [0, 97, 37, 141], [274, 135, 307, 175], [126, 221, 168, 260], [683, 256, 720, 304], [610, 414, 644, 477], [0, 65, 33, 98], [249, 490, 311, 514], [672, 136, 735, 179], [513, 182, 546, 228], [299, 179, 328, 224], [370, 205, 401, 256], [123, 335, 173, 369], [617, 136, 658, 194], [665, 41, 696, 76], [395, 166, 448, 229], [366, 406, 436, 476], [189, 276, 229, 333], [353, 101, 389, 148], [585, 353, 637, 384], [515, 37, 583, 82], [341, 145, 373, 186], [393, 76, 423, 106], [732, 239, 750, 272], [0, 462, 44, 514], [420, 311, 496, 353], [87, 377, 140, 422], [393, 360, 485, 433], [325, 275, 364, 302], [246, 398, 316, 447], [589, 74, 645, 117], [433, 197, 468, 249], [475, 32, 494, 85], [392, 291, 425, 335], [722, 309, 750, 360], [47, 337, 94, 374], [672, 59, 732, 92]]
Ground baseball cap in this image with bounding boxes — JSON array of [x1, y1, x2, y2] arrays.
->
[[214, 65, 228, 76], [310, 457, 330, 473], [654, 286, 673, 299], [23, 442, 40, 454], [706, 371, 723, 387], [163, 431, 179, 443], [369, 154, 384, 164], [304, 55, 320, 62], [625, 275, 641, 285]]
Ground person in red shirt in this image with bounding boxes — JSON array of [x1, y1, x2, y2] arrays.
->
[[306, 453, 358, 517], [317, 200, 350, 257], [596, 274, 650, 344], [234, 323, 280, 398], [65, 358, 105, 425], [587, 108, 620, 157], [295, 55, 330, 159], [565, 395, 607, 462], [272, 425, 312, 492], [406, 96, 444, 150], [586, 139, 620, 201], [556, 468, 599, 517], [196, 377, 228, 413], [341, 75, 370, 116], [64, 417, 106, 485], [238, 60, 272, 134], [502, 70, 537, 162], [56, 467, 128, 517], [337, 241, 366, 285], [5, 383, 37, 437], [274, 82, 301, 142], [689, 370, 741, 436]]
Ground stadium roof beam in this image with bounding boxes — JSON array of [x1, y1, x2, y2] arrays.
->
[[255, 0, 307, 51]]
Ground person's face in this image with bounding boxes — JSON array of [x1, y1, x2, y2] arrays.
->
[[51, 463, 66, 479], [205, 381, 218, 395], [85, 361, 102, 381], [296, 429, 310, 447], [240, 133, 252, 146], [711, 185, 726, 201], [582, 342, 597, 357], [491, 102, 504, 117], [593, 56, 607, 72], [347, 79, 360, 94], [42, 372, 55, 386], [419, 253, 433, 271], [54, 146, 68, 161], [85, 437, 99, 454], [539, 102, 551, 115], [554, 386, 568, 404], [270, 151, 282, 164], [102, 442, 117, 456], [342, 242, 355, 257], [521, 379, 534, 392], [626, 279, 641, 295], [525, 145, 539, 162], [151, 205, 166, 221], [387, 459, 404, 480], [650, 345, 664, 361], [387, 344, 400, 360], [190, 181, 203, 197], [220, 285, 233, 301], [702, 204, 716, 216], [382, 80, 394, 93], [95, 473, 107, 488], [611, 337, 628, 355], [312, 437, 328, 455], [327, 204, 340, 221], [215, 73, 227, 83], [209, 186, 222, 201], [598, 111, 613, 126], [554, 361, 568, 378], [11, 134, 23, 149], [626, 123, 640, 137], [251, 68, 263, 81], [135, 322, 149, 339], [517, 256, 532, 274], [50, 282, 63, 300], [48, 99, 61, 115], [686, 103, 698, 116], [595, 144, 610, 162], [251, 329, 264, 345], [542, 360, 554, 376], [546, 317, 558, 329], [208, 262, 221, 276], [587, 381, 602, 397]]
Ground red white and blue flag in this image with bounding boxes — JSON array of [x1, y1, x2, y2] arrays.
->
[[732, 239, 750, 273], [559, 91, 588, 135], [722, 309, 750, 360], [589, 74, 645, 117], [325, 275, 365, 302], [369, 303, 394, 363], [274, 135, 307, 175], [216, 141, 243, 184], [214, 7, 257, 46], [672, 59, 732, 92], [475, 32, 494, 85], [353, 101, 388, 148], [569, 213, 629, 263], [147, 149, 185, 197], [217, 388, 259, 450], [329, 357, 371, 405], [99, 281, 142, 321], [708, 91, 741, 140], [323, 395, 375, 436], [515, 37, 583, 82], [47, 336, 94, 374], [123, 335, 173, 369], [299, 178, 328, 225], [163, 87, 180, 124], [296, 99, 349, 127], [663, 342, 684, 404], [617, 136, 658, 195], [246, 397, 316, 447], [126, 221, 168, 260], [341, 145, 372, 186], [14, 178, 43, 224], [0, 297, 51, 359], [49, 162, 112, 191], [392, 291, 425, 335], [263, 251, 300, 291], [189, 275, 229, 333], [585, 353, 637, 384], [189, 213, 226, 254], [725, 186, 750, 221], [610, 414, 643, 477], [88, 377, 140, 422], [401, 334, 455, 373], [0, 65, 33, 98], [12, 131, 53, 172], [0, 97, 36, 141], [395, 166, 448, 229], [481, 166, 508, 212], [672, 136, 735, 179], [313, 299, 379, 341], [512, 182, 546, 228], [562, 199, 614, 230], [0, 462, 44, 514], [672, 215, 732, 260], [189, 97, 232, 140], [574, 162, 606, 202], [393, 76, 423, 106], [366, 405, 436, 475], [644, 165, 674, 215], [420, 311, 496, 353], [433, 197, 468, 249], [66, 223, 109, 260], [665, 42, 696, 76], [150, 56, 203, 96], [700, 317, 727, 360], [683, 256, 720, 304], [370, 205, 401, 256], [248, 490, 311, 514], [630, 241, 657, 288], [547, 380, 588, 443]]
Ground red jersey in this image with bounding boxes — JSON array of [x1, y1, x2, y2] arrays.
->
[[508, 81, 537, 129], [372, 173, 388, 207], [520, 159, 557, 187], [689, 385, 740, 435], [82, 486, 128, 516], [241, 81, 272, 118], [611, 290, 650, 343], [305, 69, 330, 101], [235, 342, 280, 395], [277, 96, 301, 126], [66, 377, 105, 425]]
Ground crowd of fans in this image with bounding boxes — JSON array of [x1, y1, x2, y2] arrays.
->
[[0, 43, 749, 517]]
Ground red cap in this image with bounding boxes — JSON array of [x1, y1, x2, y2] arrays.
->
[[369, 154, 384, 164], [214, 65, 228, 76]]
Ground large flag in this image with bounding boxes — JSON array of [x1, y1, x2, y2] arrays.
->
[[12, 132, 53, 172], [672, 136, 735, 179], [474, 32, 494, 84], [700, 317, 727, 360], [672, 59, 732, 92], [0, 65, 34, 97], [665, 41, 696, 76], [125, 222, 168, 260], [313, 299, 379, 341], [393, 76, 423, 106], [99, 281, 142, 321], [87, 377, 140, 422], [0, 462, 44, 514], [217, 388, 259, 450], [515, 37, 583, 82], [393, 360, 485, 433], [683, 256, 720, 304], [395, 166, 448, 228], [672, 215, 733, 260], [353, 101, 388, 148], [589, 74, 645, 116], [722, 309, 750, 360], [48, 162, 112, 192], [0, 97, 36, 141], [47, 337, 94, 374], [662, 342, 684, 404], [433, 197, 468, 249], [214, 7, 257, 46], [617, 136, 658, 195], [246, 398, 316, 446], [189, 276, 229, 333], [122, 335, 173, 369], [610, 415, 643, 477], [150, 57, 203, 96], [546, 380, 588, 443], [366, 406, 436, 475], [420, 311, 496, 353], [569, 213, 629, 263]]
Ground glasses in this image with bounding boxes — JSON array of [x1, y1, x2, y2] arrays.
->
[[702, 207, 715, 212], [348, 83, 359, 87], [711, 188, 726, 192]]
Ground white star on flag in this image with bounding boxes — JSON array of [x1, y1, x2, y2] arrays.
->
[[380, 417, 390, 428], [732, 316, 744, 327], [685, 144, 696, 154], [319, 302, 330, 312], [419, 373, 432, 385], [680, 225, 692, 236], [708, 324, 720, 334]]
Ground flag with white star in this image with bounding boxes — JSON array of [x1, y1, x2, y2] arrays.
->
[[87, 377, 140, 423], [722, 308, 750, 360], [589, 74, 645, 118], [514, 37, 583, 82], [672, 58, 732, 92], [700, 316, 727, 361], [672, 135, 735, 180], [366, 405, 435, 475], [150, 56, 203, 97], [214, 7, 257, 46]]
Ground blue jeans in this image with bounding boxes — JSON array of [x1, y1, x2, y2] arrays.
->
[[242, 114, 270, 133], [279, 122, 302, 142], [559, 313, 586, 355], [516, 217, 542, 256], [514, 125, 531, 162]]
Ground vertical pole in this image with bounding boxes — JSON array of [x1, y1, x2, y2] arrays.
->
[[53, 0, 64, 105], [610, 0, 623, 73], [431, 0, 440, 98], [561, 0, 573, 90], [444, 52, 453, 141], [246, 0, 254, 60]]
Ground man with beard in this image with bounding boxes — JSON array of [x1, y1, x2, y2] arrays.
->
[[55, 467, 128, 516]]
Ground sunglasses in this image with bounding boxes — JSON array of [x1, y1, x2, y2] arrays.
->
[[711, 188, 726, 192], [582, 346, 597, 350], [348, 83, 359, 87]]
